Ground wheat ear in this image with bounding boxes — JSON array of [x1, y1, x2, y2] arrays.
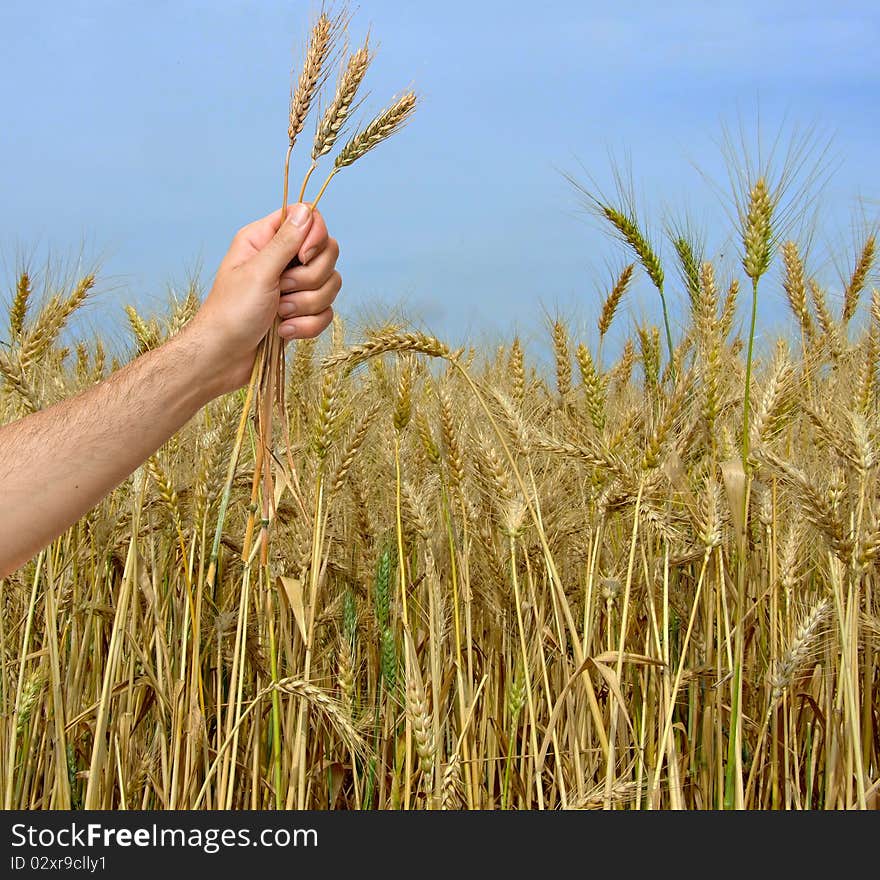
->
[[19, 274, 95, 369], [771, 597, 832, 701], [576, 343, 605, 431], [781, 241, 812, 337], [309, 90, 418, 209], [842, 234, 875, 325], [552, 319, 571, 398], [673, 236, 702, 308], [600, 203, 674, 377], [598, 263, 634, 339], [742, 177, 774, 282], [323, 327, 451, 370], [299, 38, 373, 201], [281, 11, 337, 217], [9, 272, 31, 342], [741, 177, 776, 472]]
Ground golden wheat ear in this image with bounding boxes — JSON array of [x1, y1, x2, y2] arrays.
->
[[280, 9, 346, 218], [299, 37, 374, 200], [286, 11, 342, 147], [308, 90, 418, 209], [9, 272, 31, 342], [598, 263, 634, 339]]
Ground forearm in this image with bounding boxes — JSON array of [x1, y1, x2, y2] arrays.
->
[[0, 328, 220, 576], [0, 203, 337, 577]]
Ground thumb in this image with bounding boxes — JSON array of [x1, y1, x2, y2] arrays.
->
[[252, 203, 314, 278]]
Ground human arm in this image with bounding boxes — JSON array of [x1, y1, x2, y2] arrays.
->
[[0, 203, 341, 576]]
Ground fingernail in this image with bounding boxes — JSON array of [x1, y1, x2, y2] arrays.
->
[[301, 248, 316, 264], [288, 203, 311, 228], [278, 300, 297, 318], [278, 324, 297, 339]]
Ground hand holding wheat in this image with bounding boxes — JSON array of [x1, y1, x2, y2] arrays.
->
[[190, 205, 339, 388], [204, 9, 419, 571]]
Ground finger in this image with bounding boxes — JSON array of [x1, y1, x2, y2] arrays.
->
[[251, 204, 314, 279], [280, 239, 339, 293], [296, 211, 329, 264], [277, 271, 342, 318], [277, 307, 333, 340], [223, 208, 329, 271], [222, 207, 287, 268]]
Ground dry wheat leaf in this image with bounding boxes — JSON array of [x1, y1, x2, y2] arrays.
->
[[278, 575, 308, 642]]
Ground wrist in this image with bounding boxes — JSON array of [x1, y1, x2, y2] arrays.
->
[[162, 324, 233, 407]]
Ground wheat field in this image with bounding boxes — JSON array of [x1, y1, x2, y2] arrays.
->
[[1, 187, 878, 809]]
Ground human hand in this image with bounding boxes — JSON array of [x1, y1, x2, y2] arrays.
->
[[186, 203, 341, 395]]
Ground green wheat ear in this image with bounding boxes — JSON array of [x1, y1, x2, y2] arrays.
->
[[673, 236, 702, 309], [374, 545, 392, 629], [343, 589, 358, 647], [741, 177, 774, 282]]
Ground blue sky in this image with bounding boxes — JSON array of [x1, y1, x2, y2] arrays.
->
[[0, 0, 877, 351]]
